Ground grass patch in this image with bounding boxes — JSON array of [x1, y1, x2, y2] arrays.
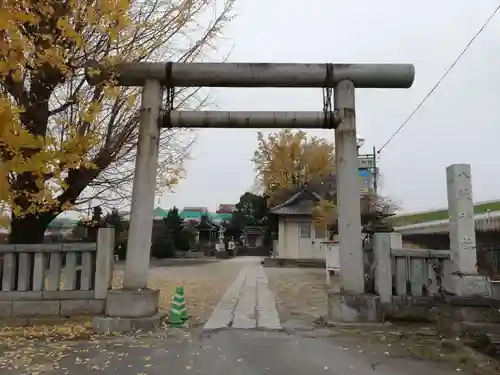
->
[[389, 201, 500, 227]]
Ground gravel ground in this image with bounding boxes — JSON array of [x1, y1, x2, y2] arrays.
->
[[0, 259, 244, 340], [0, 259, 245, 372], [265, 267, 336, 325], [112, 258, 244, 326]]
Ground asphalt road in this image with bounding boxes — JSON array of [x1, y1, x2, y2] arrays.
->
[[2, 328, 465, 375]]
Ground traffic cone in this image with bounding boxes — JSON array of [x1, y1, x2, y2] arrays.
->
[[167, 286, 189, 327]]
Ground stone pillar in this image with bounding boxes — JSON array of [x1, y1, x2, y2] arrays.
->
[[124, 79, 162, 290], [93, 80, 162, 333], [334, 80, 364, 294], [373, 233, 401, 304], [446, 164, 491, 296], [95, 227, 115, 300]]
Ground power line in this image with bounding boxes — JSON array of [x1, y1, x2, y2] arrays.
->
[[377, 4, 500, 154]]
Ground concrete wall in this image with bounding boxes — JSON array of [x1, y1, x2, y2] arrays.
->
[[0, 292, 105, 318]]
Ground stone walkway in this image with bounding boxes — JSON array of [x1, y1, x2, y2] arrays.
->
[[204, 257, 281, 331]]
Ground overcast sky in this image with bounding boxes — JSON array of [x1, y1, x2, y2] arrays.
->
[[158, 0, 500, 214]]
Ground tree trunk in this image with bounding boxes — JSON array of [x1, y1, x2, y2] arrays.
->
[[9, 213, 55, 244]]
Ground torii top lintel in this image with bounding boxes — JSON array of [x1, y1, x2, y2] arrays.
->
[[85, 61, 415, 89]]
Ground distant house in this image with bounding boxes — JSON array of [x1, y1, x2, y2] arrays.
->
[[216, 204, 236, 214], [180, 207, 208, 225], [269, 173, 377, 260], [269, 186, 327, 259], [44, 217, 79, 242], [122, 205, 234, 225], [180, 206, 234, 224], [182, 207, 208, 214]]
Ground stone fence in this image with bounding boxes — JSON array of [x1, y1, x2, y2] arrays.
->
[[372, 232, 456, 303], [368, 231, 500, 332], [329, 164, 500, 334], [0, 228, 114, 318]]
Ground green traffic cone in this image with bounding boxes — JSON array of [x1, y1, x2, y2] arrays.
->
[[167, 286, 188, 327], [175, 286, 189, 321]]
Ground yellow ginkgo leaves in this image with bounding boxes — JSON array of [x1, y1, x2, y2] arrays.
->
[[252, 129, 335, 196], [252, 129, 337, 227], [0, 0, 132, 217]]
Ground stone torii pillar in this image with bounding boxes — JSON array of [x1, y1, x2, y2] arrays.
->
[[86, 62, 415, 329]]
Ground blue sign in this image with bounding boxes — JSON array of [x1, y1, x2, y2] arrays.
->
[[359, 169, 371, 194]]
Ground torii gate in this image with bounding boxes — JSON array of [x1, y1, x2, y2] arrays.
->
[[86, 61, 415, 328]]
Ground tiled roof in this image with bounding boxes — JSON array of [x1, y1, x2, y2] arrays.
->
[[216, 204, 236, 213], [48, 218, 79, 228], [182, 207, 208, 213], [179, 210, 233, 222], [153, 207, 169, 218], [180, 210, 201, 218], [122, 207, 235, 222], [211, 212, 232, 221], [269, 187, 322, 216]]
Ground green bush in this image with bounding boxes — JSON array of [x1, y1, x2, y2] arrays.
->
[[151, 236, 175, 258], [175, 228, 195, 252]]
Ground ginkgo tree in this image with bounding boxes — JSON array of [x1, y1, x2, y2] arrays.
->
[[0, 0, 234, 243], [252, 130, 335, 193], [252, 130, 402, 232], [252, 129, 337, 229]]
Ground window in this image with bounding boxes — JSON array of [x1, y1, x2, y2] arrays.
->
[[299, 224, 311, 238], [315, 227, 326, 239]]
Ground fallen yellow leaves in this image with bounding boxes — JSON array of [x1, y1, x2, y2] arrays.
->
[[0, 262, 239, 342], [0, 261, 241, 373], [266, 267, 330, 321], [0, 316, 93, 340], [113, 261, 241, 327], [0, 316, 102, 373]]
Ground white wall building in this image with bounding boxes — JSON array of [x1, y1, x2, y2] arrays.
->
[[269, 187, 327, 259]]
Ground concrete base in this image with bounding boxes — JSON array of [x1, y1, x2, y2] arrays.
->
[[327, 292, 381, 322], [446, 274, 493, 297], [491, 281, 500, 298], [262, 257, 326, 268], [437, 295, 500, 337], [382, 296, 439, 322], [105, 289, 159, 318], [92, 313, 164, 333]]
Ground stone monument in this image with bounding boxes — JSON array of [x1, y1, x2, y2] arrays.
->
[[216, 227, 225, 252]]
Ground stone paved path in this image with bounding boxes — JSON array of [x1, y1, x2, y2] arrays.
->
[[204, 257, 281, 331]]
